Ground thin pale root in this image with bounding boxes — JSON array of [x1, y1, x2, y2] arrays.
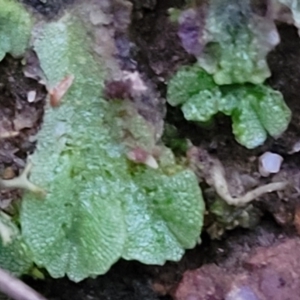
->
[[0, 161, 45, 196], [210, 156, 288, 206]]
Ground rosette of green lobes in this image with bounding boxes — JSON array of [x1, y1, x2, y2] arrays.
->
[[215, 0, 279, 84], [167, 65, 291, 149], [122, 168, 204, 264], [178, 0, 280, 84], [0, 0, 33, 61], [20, 16, 125, 281], [250, 85, 292, 138], [181, 88, 221, 122], [230, 85, 291, 149], [167, 65, 216, 106], [19, 15, 205, 282]]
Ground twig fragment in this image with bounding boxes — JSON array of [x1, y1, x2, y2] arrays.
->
[[0, 268, 48, 300], [0, 131, 19, 139]]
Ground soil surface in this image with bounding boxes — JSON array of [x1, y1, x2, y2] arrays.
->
[[1, 1, 300, 300]]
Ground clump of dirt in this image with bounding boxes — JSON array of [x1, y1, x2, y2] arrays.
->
[[267, 24, 300, 154], [175, 235, 300, 300], [0, 55, 46, 207], [21, 0, 75, 18], [130, 0, 194, 82]]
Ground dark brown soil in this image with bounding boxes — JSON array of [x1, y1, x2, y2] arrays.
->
[[0, 55, 46, 210]]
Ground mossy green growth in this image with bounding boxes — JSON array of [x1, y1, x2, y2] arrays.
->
[[0, 213, 32, 276], [15, 14, 205, 282], [0, 0, 33, 61], [197, 0, 279, 85], [167, 64, 291, 149]]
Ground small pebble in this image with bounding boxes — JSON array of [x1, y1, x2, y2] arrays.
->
[[225, 286, 259, 300], [27, 90, 36, 103], [259, 152, 283, 177]]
